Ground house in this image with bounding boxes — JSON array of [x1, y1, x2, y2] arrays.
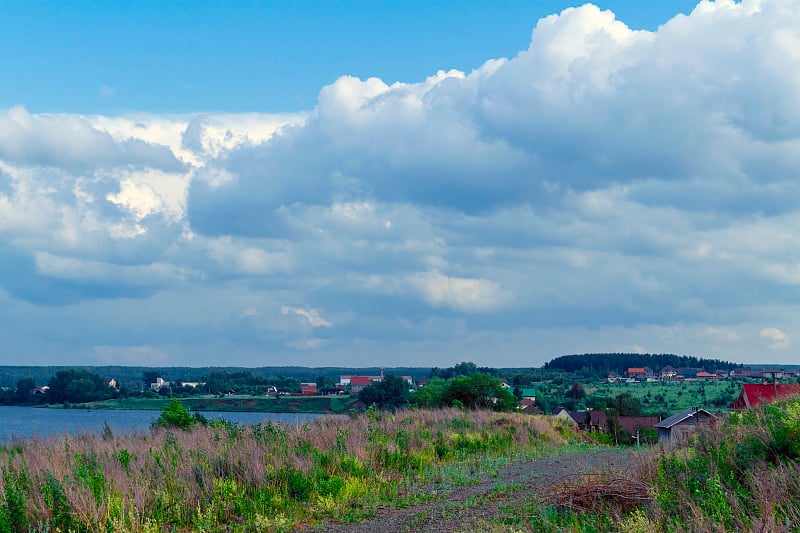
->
[[519, 388, 537, 401], [654, 407, 716, 444], [617, 416, 659, 435], [551, 407, 578, 426], [728, 383, 800, 410], [519, 398, 543, 415], [31, 386, 50, 396], [760, 369, 785, 380], [694, 371, 719, 381], [105, 378, 118, 389], [731, 367, 761, 379], [340, 374, 384, 386], [659, 366, 678, 381], [676, 368, 703, 380], [569, 410, 607, 431], [625, 368, 647, 380], [300, 383, 317, 396], [150, 377, 170, 392], [179, 381, 205, 389], [348, 376, 379, 393]]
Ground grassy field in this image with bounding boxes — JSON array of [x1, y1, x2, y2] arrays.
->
[[77, 395, 359, 413], [0, 408, 583, 532], [587, 380, 742, 413]]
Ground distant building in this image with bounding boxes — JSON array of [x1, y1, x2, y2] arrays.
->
[[569, 410, 607, 432], [551, 407, 578, 426], [150, 377, 170, 392], [659, 366, 678, 381], [625, 368, 647, 380], [300, 383, 317, 396], [519, 398, 542, 415], [519, 388, 537, 401], [617, 416, 659, 435], [694, 371, 719, 381], [348, 376, 379, 393], [655, 407, 716, 444], [342, 374, 414, 393]]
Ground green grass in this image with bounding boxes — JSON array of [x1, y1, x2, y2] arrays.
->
[[588, 380, 740, 413], [0, 409, 585, 532], [71, 394, 359, 413]]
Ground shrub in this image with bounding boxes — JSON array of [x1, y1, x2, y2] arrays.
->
[[154, 398, 200, 430]]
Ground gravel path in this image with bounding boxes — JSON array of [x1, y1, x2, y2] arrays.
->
[[315, 448, 635, 533]]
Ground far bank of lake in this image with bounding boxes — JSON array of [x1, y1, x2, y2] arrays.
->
[[76, 394, 359, 413], [0, 406, 329, 442]]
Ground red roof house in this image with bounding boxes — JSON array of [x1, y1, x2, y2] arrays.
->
[[300, 384, 317, 396], [348, 376, 379, 393], [625, 368, 647, 379], [617, 416, 659, 435], [729, 383, 800, 410]]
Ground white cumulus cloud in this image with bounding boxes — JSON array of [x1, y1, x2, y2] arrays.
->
[[761, 327, 789, 350], [281, 306, 333, 328]]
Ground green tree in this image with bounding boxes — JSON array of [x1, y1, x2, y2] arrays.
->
[[315, 375, 336, 390], [155, 398, 200, 430], [566, 381, 586, 400], [358, 375, 410, 410], [409, 377, 449, 408], [611, 393, 642, 416], [47, 370, 113, 404], [442, 373, 517, 411], [15, 378, 36, 403], [453, 361, 478, 377], [142, 370, 160, 385]]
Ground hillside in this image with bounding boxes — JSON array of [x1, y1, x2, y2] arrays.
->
[[544, 353, 741, 375]]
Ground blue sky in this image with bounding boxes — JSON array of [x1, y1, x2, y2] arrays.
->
[[2, 0, 799, 368], [3, 1, 697, 113]]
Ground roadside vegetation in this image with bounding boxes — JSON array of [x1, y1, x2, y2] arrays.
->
[[480, 398, 800, 532], [0, 405, 582, 532]]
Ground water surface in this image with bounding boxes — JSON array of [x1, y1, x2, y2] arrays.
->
[[0, 406, 326, 442]]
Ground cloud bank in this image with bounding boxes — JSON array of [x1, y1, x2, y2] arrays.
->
[[1, 0, 799, 366]]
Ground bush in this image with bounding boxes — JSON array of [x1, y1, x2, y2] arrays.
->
[[154, 398, 202, 430]]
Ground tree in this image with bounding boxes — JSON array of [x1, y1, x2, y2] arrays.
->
[[315, 375, 336, 390], [358, 375, 410, 410], [611, 393, 642, 417], [453, 361, 478, 377], [15, 378, 36, 403], [442, 374, 517, 411], [47, 370, 113, 404], [155, 398, 199, 430], [142, 371, 160, 386], [565, 382, 586, 400], [409, 377, 449, 408]]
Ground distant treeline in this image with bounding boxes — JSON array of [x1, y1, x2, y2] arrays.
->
[[544, 353, 742, 375], [0, 366, 434, 389]]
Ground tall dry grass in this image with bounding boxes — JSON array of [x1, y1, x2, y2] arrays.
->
[[0, 408, 575, 532], [544, 398, 800, 532]]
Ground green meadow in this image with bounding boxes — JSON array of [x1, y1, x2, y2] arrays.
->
[[588, 380, 741, 414]]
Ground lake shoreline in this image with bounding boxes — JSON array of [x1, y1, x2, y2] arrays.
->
[[34, 394, 361, 414]]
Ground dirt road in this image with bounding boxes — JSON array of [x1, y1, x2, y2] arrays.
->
[[316, 448, 635, 533]]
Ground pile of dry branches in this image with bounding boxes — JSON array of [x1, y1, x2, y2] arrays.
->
[[544, 473, 652, 515]]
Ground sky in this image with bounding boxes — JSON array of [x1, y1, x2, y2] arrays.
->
[[1, 0, 798, 368]]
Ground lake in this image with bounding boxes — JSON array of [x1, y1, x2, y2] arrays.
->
[[0, 406, 327, 442]]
